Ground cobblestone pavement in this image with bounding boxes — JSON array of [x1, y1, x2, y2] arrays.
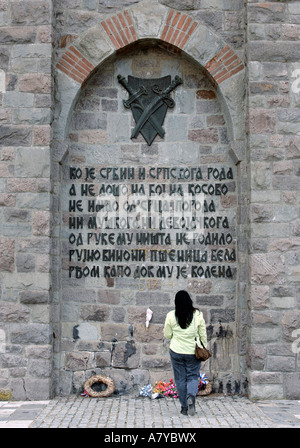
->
[[1, 395, 300, 429]]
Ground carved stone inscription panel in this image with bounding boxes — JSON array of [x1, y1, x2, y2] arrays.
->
[[60, 47, 239, 394]]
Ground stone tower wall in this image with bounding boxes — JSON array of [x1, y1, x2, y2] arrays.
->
[[247, 1, 300, 400]]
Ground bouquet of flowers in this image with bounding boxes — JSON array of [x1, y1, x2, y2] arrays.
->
[[140, 373, 209, 399], [163, 379, 178, 398], [139, 384, 153, 398], [152, 379, 178, 398], [152, 381, 166, 394]]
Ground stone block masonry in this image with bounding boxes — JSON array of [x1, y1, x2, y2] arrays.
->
[[160, 9, 198, 49], [101, 10, 137, 49], [0, 0, 53, 400], [0, 0, 299, 401], [58, 44, 240, 396], [247, 0, 300, 400], [205, 45, 244, 85], [56, 46, 95, 84]]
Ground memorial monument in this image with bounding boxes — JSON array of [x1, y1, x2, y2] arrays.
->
[[0, 0, 299, 401]]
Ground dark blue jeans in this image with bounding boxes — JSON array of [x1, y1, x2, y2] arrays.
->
[[170, 349, 201, 409]]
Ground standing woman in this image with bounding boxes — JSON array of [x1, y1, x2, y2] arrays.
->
[[164, 290, 207, 416]]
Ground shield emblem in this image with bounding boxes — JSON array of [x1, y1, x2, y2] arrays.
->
[[118, 75, 182, 146]]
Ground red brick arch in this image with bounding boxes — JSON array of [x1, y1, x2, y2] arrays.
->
[[56, 8, 244, 87]]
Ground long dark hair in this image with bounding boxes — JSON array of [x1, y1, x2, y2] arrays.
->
[[175, 290, 196, 329]]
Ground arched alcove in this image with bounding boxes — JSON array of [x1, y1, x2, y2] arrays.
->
[[52, 3, 248, 396], [54, 3, 246, 156]]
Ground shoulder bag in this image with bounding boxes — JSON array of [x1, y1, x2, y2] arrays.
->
[[194, 313, 212, 361]]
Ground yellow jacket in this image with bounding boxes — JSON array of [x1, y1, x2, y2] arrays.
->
[[164, 309, 207, 355]]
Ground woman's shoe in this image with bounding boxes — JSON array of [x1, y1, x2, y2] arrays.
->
[[187, 395, 195, 416], [181, 407, 188, 416]]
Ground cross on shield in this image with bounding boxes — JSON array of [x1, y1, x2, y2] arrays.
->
[[118, 74, 182, 146]]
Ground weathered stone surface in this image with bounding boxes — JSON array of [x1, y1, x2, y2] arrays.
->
[[76, 26, 113, 66], [65, 351, 94, 371], [16, 253, 35, 272], [0, 303, 30, 323], [28, 359, 52, 377], [188, 280, 212, 294], [73, 322, 98, 341], [195, 294, 223, 306], [0, 125, 32, 146], [33, 125, 51, 145], [79, 130, 107, 144], [15, 148, 50, 177], [282, 311, 300, 342], [3, 272, 50, 290], [19, 74, 51, 93], [196, 89, 216, 99], [135, 292, 170, 306], [0, 193, 15, 207], [250, 327, 282, 344], [111, 307, 126, 323], [25, 345, 52, 359], [127, 306, 146, 323], [30, 303, 50, 323], [98, 367, 132, 394], [20, 290, 49, 304], [111, 340, 140, 368], [11, 1, 51, 26], [249, 382, 284, 400], [6, 178, 36, 193], [285, 373, 300, 399], [95, 351, 111, 367], [3, 92, 35, 108], [22, 378, 51, 400], [251, 310, 280, 327], [249, 42, 300, 62], [10, 324, 51, 344], [250, 204, 273, 222], [250, 253, 285, 285], [33, 211, 51, 236], [134, 324, 164, 343], [4, 209, 31, 223], [100, 323, 129, 342], [249, 371, 282, 385], [249, 285, 269, 309], [269, 238, 300, 252], [147, 306, 173, 324], [267, 356, 295, 372], [71, 112, 107, 131], [141, 355, 171, 369], [210, 308, 235, 323], [80, 304, 110, 322], [0, 27, 37, 44], [98, 290, 120, 304], [285, 136, 300, 159], [249, 109, 276, 134], [0, 237, 14, 271], [246, 345, 266, 370], [248, 3, 286, 24], [131, 0, 168, 39], [62, 288, 96, 303]]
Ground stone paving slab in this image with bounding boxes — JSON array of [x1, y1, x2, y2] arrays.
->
[[1, 395, 300, 429], [255, 400, 300, 428], [0, 401, 50, 429]]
